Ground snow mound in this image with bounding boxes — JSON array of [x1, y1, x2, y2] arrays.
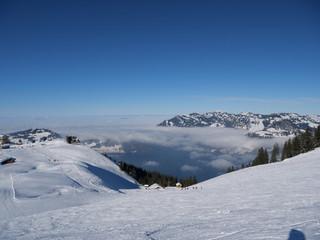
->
[[148, 183, 163, 189]]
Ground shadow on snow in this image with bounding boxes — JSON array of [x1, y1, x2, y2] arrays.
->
[[84, 163, 139, 192], [288, 229, 306, 240]]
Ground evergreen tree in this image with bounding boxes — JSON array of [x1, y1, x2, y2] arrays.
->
[[281, 127, 319, 161], [227, 166, 235, 173], [270, 143, 279, 163], [252, 147, 269, 166], [314, 126, 320, 148], [286, 139, 293, 158], [291, 135, 301, 156], [66, 135, 80, 144], [281, 141, 288, 160], [263, 148, 269, 164], [300, 128, 314, 153], [192, 176, 197, 184], [251, 149, 260, 166], [119, 161, 197, 187]]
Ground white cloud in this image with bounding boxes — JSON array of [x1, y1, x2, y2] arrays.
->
[[181, 165, 200, 172], [219, 97, 278, 103], [144, 161, 159, 167], [301, 97, 320, 103], [208, 159, 233, 170]]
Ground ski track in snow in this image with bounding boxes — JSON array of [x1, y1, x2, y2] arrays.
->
[[0, 141, 320, 239], [0, 175, 22, 219], [37, 146, 101, 194]]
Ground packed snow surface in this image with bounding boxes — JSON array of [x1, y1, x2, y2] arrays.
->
[[0, 140, 319, 239]]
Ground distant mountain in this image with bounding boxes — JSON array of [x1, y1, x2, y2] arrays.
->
[[158, 111, 320, 138], [4, 128, 61, 144]]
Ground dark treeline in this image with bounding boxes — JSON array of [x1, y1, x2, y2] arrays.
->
[[281, 126, 320, 160], [227, 126, 320, 173], [119, 161, 197, 187]]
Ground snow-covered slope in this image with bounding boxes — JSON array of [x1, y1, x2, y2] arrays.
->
[[0, 141, 319, 239], [1, 128, 61, 144], [0, 139, 139, 220], [158, 111, 320, 138]]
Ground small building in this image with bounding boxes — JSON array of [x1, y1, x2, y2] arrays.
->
[[0, 144, 10, 149], [176, 182, 182, 189], [1, 157, 16, 165]]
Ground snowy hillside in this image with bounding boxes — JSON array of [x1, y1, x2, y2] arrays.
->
[[158, 111, 320, 138], [0, 139, 319, 239], [1, 128, 61, 144], [0, 139, 139, 219]]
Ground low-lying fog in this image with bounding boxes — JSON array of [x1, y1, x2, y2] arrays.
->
[[0, 116, 286, 181]]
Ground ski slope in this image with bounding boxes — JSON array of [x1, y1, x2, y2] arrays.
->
[[0, 140, 319, 239], [0, 140, 138, 220]]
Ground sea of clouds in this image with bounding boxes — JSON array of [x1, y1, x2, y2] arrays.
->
[[0, 115, 286, 180]]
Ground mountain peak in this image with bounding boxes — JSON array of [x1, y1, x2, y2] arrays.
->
[[158, 111, 320, 138]]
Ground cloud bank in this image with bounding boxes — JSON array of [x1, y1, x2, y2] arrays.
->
[[0, 116, 287, 180]]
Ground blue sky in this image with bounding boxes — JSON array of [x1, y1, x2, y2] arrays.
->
[[1, 0, 320, 117]]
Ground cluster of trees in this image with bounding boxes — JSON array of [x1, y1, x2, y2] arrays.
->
[[281, 126, 320, 160], [180, 176, 198, 187], [227, 145, 277, 173], [227, 126, 320, 173], [65, 136, 80, 144], [119, 161, 197, 187], [250, 143, 280, 166]]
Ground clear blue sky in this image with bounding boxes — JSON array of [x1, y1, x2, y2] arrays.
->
[[1, 0, 319, 117]]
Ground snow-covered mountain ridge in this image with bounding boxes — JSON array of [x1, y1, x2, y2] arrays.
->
[[158, 111, 320, 137], [1, 128, 61, 144]]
